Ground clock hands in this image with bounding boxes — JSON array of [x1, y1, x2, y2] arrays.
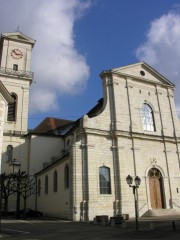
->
[[11, 49, 23, 59], [13, 49, 22, 55]]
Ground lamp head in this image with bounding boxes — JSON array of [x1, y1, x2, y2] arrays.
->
[[134, 176, 141, 186], [126, 175, 133, 185], [9, 159, 21, 174]]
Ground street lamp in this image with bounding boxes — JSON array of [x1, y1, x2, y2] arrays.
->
[[126, 175, 141, 230], [0, 174, 6, 233], [9, 159, 21, 174], [9, 159, 21, 218]]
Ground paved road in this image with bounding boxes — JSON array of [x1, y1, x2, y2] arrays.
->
[[1, 218, 180, 239]]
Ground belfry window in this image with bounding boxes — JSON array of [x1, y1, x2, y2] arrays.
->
[[99, 166, 111, 194], [141, 103, 155, 131], [6, 145, 13, 162], [7, 94, 17, 122]]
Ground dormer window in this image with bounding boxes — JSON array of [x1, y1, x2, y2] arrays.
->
[[13, 64, 18, 71]]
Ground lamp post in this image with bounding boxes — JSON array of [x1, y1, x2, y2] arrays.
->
[[126, 175, 141, 231], [0, 174, 5, 233], [9, 159, 21, 218], [9, 159, 21, 174]]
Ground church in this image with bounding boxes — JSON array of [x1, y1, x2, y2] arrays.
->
[[0, 31, 180, 221]]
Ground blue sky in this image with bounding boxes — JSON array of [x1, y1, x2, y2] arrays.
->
[[0, 0, 180, 129]]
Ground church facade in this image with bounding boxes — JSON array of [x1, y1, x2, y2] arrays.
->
[[0, 31, 180, 221], [35, 62, 180, 221]]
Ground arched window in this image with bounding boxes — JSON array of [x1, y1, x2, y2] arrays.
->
[[99, 166, 111, 194], [38, 179, 41, 197], [64, 164, 69, 189], [6, 145, 13, 162], [53, 170, 58, 192], [141, 103, 155, 131], [45, 175, 48, 194], [7, 93, 17, 122]]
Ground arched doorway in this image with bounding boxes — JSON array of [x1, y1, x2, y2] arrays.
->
[[148, 168, 164, 209]]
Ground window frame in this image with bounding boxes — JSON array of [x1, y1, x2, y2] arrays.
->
[[13, 64, 18, 71], [99, 166, 111, 194], [141, 103, 155, 132], [7, 93, 17, 122], [6, 145, 13, 162], [64, 164, 69, 189], [53, 170, 58, 192], [45, 175, 48, 194], [38, 179, 41, 197]]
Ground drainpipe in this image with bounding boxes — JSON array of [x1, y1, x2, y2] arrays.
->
[[166, 88, 180, 170], [72, 132, 77, 221], [155, 85, 173, 208], [125, 77, 137, 176], [107, 73, 122, 216]]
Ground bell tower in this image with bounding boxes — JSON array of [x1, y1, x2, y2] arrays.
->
[[0, 32, 35, 173], [0, 31, 35, 133]]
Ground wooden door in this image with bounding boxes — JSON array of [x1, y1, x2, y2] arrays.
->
[[149, 176, 164, 209]]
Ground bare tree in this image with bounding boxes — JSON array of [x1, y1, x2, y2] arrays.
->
[[0, 171, 37, 217], [20, 176, 37, 209], [0, 173, 15, 214]]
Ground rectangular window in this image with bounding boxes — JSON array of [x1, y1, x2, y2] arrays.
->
[[13, 64, 18, 71], [99, 166, 111, 194]]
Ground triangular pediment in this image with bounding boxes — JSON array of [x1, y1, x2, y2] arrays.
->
[[1, 31, 35, 47], [107, 62, 174, 87]]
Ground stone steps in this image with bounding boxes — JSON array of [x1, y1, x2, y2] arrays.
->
[[142, 209, 180, 217]]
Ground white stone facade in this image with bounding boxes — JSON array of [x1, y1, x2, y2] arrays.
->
[[1, 31, 180, 221], [0, 32, 35, 211], [36, 62, 180, 221]]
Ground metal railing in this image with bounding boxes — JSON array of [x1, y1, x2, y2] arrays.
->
[[0, 67, 34, 78]]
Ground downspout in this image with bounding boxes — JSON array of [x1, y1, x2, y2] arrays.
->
[[155, 85, 172, 207], [72, 132, 77, 221], [107, 73, 122, 216], [35, 175, 37, 211], [81, 128, 89, 222], [21, 87, 25, 133], [167, 88, 180, 170], [125, 77, 139, 216], [125, 77, 137, 176]]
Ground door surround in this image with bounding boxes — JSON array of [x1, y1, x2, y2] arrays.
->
[[148, 168, 165, 209]]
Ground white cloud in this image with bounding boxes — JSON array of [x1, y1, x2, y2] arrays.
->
[[31, 88, 59, 113], [136, 9, 180, 111], [29, 0, 91, 114], [0, 0, 91, 114]]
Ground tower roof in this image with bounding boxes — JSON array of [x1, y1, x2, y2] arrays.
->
[[1, 31, 36, 47], [0, 81, 14, 103]]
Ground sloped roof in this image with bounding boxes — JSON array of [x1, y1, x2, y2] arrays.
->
[[1, 31, 36, 47], [87, 98, 104, 118], [0, 81, 14, 103], [30, 117, 75, 136]]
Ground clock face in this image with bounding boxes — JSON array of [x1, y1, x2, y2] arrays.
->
[[11, 49, 23, 59]]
